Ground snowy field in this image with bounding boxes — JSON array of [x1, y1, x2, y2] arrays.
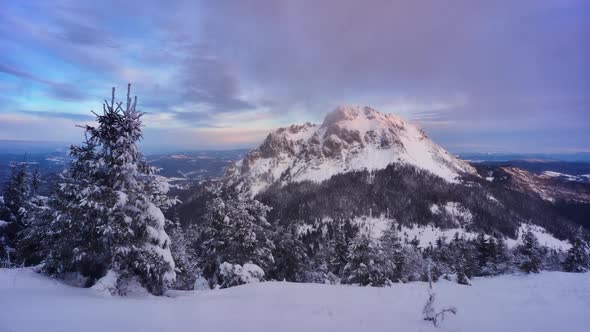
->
[[1, 268, 588, 332]]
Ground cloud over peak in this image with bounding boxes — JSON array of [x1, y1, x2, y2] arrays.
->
[[0, 0, 588, 152]]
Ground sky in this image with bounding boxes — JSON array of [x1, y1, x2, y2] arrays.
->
[[0, 0, 588, 153]]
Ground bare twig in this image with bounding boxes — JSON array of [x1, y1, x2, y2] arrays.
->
[[115, 101, 123, 112], [423, 259, 457, 327], [111, 87, 115, 109], [126, 83, 131, 113]]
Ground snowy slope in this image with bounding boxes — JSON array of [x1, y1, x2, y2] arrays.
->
[[1, 268, 589, 332], [300, 215, 571, 251], [226, 106, 477, 195], [506, 224, 572, 251], [501, 166, 590, 203], [540, 171, 590, 183]]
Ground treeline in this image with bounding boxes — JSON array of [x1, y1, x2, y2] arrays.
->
[[166, 186, 590, 290], [256, 164, 582, 240]]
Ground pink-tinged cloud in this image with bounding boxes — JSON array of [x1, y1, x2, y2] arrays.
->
[[0, 0, 588, 152]]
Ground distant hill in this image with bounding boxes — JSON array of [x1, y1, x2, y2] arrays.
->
[[458, 152, 590, 163], [0, 140, 69, 154]]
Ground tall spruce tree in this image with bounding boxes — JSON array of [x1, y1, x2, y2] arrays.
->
[[269, 224, 307, 281], [43, 85, 176, 295], [480, 235, 512, 275], [0, 162, 30, 263], [342, 232, 388, 286], [31, 166, 41, 197], [328, 225, 350, 276], [474, 233, 490, 269], [200, 186, 275, 287], [394, 245, 426, 282], [429, 236, 454, 279], [450, 233, 478, 284], [516, 227, 544, 274], [167, 218, 200, 290], [380, 225, 404, 281], [563, 227, 590, 272], [12, 165, 48, 266]]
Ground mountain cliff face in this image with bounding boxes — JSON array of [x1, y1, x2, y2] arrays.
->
[[226, 106, 477, 195]]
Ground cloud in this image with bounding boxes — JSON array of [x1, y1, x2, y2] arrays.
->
[[18, 110, 94, 121], [0, 63, 89, 101], [0, 113, 88, 143], [142, 126, 270, 152], [178, 46, 255, 112], [0, 64, 54, 86], [0, 0, 588, 152], [55, 17, 117, 48], [197, 0, 590, 122]]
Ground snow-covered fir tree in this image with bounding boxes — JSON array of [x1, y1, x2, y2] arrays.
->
[[427, 236, 454, 280], [14, 186, 49, 267], [379, 225, 405, 281], [167, 212, 200, 290], [302, 241, 339, 284], [200, 186, 274, 288], [395, 245, 426, 282], [342, 232, 388, 286], [218, 262, 265, 287], [0, 162, 30, 263], [474, 233, 491, 270], [563, 227, 590, 272], [454, 253, 472, 285], [485, 235, 512, 275], [544, 248, 567, 271], [42, 85, 176, 295], [31, 166, 41, 197], [269, 224, 307, 282], [42, 139, 105, 282], [14, 208, 46, 266], [450, 233, 478, 284], [516, 227, 545, 274], [328, 225, 350, 277]]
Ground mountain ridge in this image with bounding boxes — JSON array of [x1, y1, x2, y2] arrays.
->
[[226, 105, 477, 195]]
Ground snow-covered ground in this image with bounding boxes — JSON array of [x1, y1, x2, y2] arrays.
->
[[1, 268, 588, 332], [348, 215, 571, 251], [541, 171, 590, 183]]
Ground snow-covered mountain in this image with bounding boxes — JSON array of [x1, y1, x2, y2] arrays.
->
[[227, 106, 476, 195]]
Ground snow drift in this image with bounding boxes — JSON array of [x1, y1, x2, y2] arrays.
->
[[0, 268, 588, 332]]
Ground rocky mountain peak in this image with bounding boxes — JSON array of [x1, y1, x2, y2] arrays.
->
[[226, 106, 477, 195]]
